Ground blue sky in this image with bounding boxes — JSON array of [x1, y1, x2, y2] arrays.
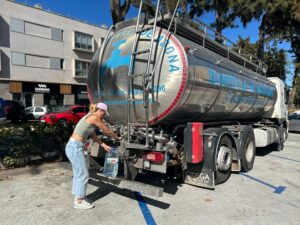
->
[[16, 0, 294, 85]]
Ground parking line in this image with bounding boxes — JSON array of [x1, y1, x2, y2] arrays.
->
[[241, 173, 286, 194], [134, 192, 157, 225], [269, 154, 300, 163]]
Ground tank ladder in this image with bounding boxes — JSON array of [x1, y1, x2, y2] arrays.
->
[[126, 0, 180, 147]]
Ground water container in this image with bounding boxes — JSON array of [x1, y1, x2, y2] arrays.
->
[[103, 147, 119, 177]]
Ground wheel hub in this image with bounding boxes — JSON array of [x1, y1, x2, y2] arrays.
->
[[217, 146, 232, 171]]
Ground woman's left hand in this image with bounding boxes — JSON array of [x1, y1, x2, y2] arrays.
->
[[101, 143, 111, 152]]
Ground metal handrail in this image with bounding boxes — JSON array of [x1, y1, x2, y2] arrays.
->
[[194, 18, 267, 75]]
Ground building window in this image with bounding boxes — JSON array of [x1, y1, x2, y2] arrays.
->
[[51, 28, 63, 41], [12, 51, 63, 69], [25, 22, 50, 38], [75, 60, 90, 77], [26, 54, 49, 68], [50, 57, 64, 70], [11, 52, 25, 66], [10, 17, 63, 41], [74, 32, 93, 51], [10, 17, 25, 33]]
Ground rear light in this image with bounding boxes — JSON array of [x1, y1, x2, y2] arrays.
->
[[144, 152, 164, 162]]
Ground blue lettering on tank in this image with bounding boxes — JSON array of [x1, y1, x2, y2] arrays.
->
[[166, 46, 175, 54], [169, 65, 180, 72], [168, 55, 179, 63], [208, 68, 274, 98]]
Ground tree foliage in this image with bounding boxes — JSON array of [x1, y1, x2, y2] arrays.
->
[[110, 0, 131, 25], [235, 36, 287, 80], [264, 46, 287, 80], [293, 76, 300, 107], [202, 0, 236, 42]]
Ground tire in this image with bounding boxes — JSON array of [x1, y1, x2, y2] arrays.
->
[[215, 135, 233, 185], [58, 119, 67, 126], [276, 125, 285, 151], [283, 128, 288, 141], [241, 129, 256, 172]]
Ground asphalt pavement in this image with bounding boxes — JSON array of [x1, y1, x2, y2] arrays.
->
[[0, 133, 299, 225]]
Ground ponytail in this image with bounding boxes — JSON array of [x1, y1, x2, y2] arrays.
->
[[89, 103, 97, 113]]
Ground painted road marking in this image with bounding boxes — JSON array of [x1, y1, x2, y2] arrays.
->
[[269, 154, 300, 163], [241, 173, 286, 194], [135, 192, 157, 225]]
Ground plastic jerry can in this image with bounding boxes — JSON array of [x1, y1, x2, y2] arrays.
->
[[103, 147, 119, 177]]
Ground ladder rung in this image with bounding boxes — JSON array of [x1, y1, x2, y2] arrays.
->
[[139, 38, 159, 42], [128, 98, 144, 102], [133, 49, 150, 55], [135, 58, 155, 64], [136, 27, 153, 33], [129, 73, 150, 78]]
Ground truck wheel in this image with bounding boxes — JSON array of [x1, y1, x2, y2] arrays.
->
[[241, 129, 256, 172], [215, 135, 233, 185]]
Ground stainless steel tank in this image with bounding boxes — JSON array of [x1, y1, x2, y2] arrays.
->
[[88, 26, 277, 125]]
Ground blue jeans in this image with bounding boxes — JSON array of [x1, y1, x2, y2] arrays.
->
[[65, 138, 89, 198]]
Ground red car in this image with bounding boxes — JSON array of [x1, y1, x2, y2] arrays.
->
[[40, 105, 89, 125]]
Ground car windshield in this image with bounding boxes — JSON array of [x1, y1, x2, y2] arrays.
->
[[54, 106, 73, 113]]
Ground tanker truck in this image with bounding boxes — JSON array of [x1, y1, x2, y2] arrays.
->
[[86, 2, 288, 192]]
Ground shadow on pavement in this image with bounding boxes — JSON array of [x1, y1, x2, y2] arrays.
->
[[87, 171, 174, 209], [256, 144, 279, 157]]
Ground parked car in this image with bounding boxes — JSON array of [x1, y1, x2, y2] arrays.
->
[[0, 98, 6, 123], [40, 105, 89, 125], [25, 106, 52, 120], [4, 100, 25, 123], [289, 109, 300, 116], [288, 114, 300, 132]]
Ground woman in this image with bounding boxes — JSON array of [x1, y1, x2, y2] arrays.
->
[[65, 102, 119, 210]]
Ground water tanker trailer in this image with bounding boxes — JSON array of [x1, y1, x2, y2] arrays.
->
[[87, 2, 288, 192]]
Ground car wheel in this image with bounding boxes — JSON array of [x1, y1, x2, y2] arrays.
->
[[58, 119, 67, 126]]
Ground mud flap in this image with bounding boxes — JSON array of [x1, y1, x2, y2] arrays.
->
[[184, 168, 215, 189], [183, 125, 220, 189]]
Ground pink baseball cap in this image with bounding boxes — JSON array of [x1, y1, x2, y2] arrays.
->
[[96, 102, 110, 116]]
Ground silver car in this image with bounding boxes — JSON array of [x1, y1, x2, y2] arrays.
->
[[25, 106, 52, 120], [288, 114, 300, 132]]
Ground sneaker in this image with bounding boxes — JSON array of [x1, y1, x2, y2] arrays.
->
[[73, 200, 95, 210]]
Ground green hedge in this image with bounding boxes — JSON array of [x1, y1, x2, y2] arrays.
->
[[0, 122, 74, 168]]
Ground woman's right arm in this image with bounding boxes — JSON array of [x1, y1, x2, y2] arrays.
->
[[91, 132, 111, 152], [92, 117, 119, 140]]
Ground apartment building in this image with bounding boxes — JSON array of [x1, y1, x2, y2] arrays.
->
[[0, 0, 108, 107]]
